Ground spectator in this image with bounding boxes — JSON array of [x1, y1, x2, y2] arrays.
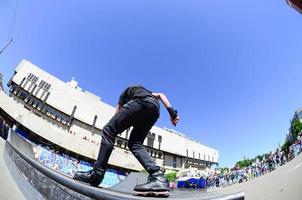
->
[[205, 141, 302, 189], [1, 120, 9, 140]]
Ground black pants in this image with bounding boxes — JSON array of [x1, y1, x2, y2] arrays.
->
[[94, 98, 160, 173]]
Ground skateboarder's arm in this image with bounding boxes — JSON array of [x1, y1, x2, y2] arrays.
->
[[115, 104, 121, 114], [152, 92, 180, 126], [152, 92, 171, 108]]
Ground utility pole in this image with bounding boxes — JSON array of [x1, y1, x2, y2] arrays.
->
[[0, 38, 13, 55]]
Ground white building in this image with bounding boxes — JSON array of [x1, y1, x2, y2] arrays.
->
[[1, 60, 219, 172]]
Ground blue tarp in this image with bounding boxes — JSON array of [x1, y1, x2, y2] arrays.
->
[[177, 178, 206, 189], [16, 128, 29, 139]]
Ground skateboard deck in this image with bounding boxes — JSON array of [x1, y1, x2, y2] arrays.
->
[[133, 190, 169, 197]]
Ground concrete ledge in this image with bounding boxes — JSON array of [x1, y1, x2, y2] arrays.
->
[[5, 142, 92, 200], [4, 131, 244, 200]]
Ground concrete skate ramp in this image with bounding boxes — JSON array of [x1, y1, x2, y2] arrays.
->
[[110, 172, 241, 199], [3, 131, 245, 200], [110, 172, 148, 192], [0, 139, 26, 200]]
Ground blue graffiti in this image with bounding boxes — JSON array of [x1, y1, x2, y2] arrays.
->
[[32, 145, 126, 187], [101, 169, 126, 188]]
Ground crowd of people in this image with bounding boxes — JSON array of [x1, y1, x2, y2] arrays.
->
[[206, 132, 302, 188]]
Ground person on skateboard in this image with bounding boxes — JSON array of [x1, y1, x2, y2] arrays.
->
[[73, 85, 180, 196]]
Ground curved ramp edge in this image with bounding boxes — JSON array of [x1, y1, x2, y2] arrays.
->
[[5, 131, 245, 200]]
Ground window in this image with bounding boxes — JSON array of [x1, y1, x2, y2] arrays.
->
[[19, 91, 28, 100], [38, 80, 51, 91], [34, 77, 38, 83], [10, 85, 17, 94], [46, 107, 52, 116], [147, 132, 155, 148], [116, 139, 123, 147], [27, 73, 34, 81], [158, 152, 162, 159], [35, 102, 40, 109], [42, 105, 47, 113], [32, 100, 37, 108], [24, 96, 29, 103], [158, 135, 162, 150], [39, 80, 46, 88], [29, 97, 35, 105], [173, 156, 177, 168], [57, 116, 62, 122], [45, 83, 51, 91]]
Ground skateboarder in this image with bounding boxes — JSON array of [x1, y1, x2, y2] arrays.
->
[[73, 85, 180, 196]]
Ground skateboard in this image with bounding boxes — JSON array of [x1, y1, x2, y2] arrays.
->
[[133, 190, 169, 197]]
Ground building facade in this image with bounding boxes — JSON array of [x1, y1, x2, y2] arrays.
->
[[1, 60, 219, 172]]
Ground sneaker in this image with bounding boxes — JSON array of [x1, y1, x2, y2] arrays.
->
[[73, 167, 105, 187], [133, 169, 169, 197]]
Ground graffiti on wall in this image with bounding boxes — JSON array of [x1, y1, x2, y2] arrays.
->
[[32, 145, 126, 188]]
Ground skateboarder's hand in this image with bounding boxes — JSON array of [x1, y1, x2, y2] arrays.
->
[[171, 116, 180, 126]]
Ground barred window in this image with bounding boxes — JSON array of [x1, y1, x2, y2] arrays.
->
[[116, 139, 123, 147], [158, 152, 162, 159]]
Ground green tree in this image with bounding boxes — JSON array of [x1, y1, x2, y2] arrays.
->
[[256, 154, 264, 161], [165, 172, 177, 182], [280, 115, 302, 153], [221, 167, 229, 174], [281, 140, 290, 154], [290, 118, 302, 142], [236, 159, 252, 169]]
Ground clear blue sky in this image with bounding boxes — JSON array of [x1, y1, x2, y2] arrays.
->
[[1, 0, 302, 168]]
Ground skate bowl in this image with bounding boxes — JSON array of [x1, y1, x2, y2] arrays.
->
[[2, 130, 245, 200]]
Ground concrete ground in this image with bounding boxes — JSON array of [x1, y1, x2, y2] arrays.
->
[[216, 152, 302, 200], [1, 131, 302, 200], [0, 138, 26, 200]]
